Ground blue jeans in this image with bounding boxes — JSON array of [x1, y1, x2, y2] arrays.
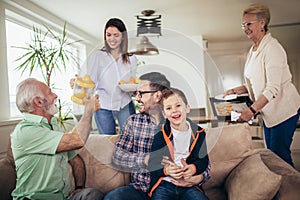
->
[[103, 185, 150, 200], [152, 181, 208, 200], [264, 109, 300, 167], [94, 101, 135, 135]]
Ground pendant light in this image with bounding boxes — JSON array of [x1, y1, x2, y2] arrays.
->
[[130, 10, 161, 55], [130, 36, 159, 55]]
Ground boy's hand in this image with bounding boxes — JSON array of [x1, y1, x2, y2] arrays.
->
[[165, 162, 183, 180], [181, 158, 195, 180], [171, 174, 204, 187]]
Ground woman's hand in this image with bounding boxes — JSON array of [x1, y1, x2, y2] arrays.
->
[[69, 74, 78, 89], [223, 88, 236, 97], [237, 107, 254, 122], [224, 85, 248, 97]]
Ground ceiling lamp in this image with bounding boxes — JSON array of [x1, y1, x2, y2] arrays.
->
[[130, 10, 161, 55], [136, 10, 161, 36], [130, 36, 159, 55]]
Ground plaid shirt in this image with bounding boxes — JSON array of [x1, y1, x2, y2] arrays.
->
[[112, 113, 210, 192], [201, 161, 211, 186]]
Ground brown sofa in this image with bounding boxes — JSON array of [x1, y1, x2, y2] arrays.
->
[[1, 123, 300, 200]]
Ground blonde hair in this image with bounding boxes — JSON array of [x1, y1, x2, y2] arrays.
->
[[243, 3, 270, 32]]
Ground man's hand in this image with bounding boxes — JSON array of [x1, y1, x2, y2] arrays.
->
[[84, 94, 100, 112], [161, 156, 170, 166], [70, 188, 83, 198], [144, 154, 149, 166]]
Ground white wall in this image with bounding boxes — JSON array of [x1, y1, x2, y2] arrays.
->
[[206, 40, 252, 93], [130, 30, 207, 110], [270, 25, 300, 92], [205, 25, 300, 96]]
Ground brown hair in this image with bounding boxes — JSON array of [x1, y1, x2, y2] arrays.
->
[[243, 3, 270, 32], [103, 18, 130, 63], [161, 87, 188, 106], [139, 72, 170, 91]]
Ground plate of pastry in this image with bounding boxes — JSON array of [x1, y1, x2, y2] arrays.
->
[[118, 84, 138, 92]]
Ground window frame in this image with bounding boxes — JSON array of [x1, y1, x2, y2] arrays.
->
[[0, 0, 95, 121]]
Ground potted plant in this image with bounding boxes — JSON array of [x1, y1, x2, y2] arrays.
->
[[13, 22, 81, 130]]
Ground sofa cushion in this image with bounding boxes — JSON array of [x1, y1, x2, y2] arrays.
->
[[0, 158, 16, 200], [203, 123, 254, 189], [225, 153, 282, 200], [78, 134, 130, 194], [257, 149, 300, 200], [205, 187, 227, 200]]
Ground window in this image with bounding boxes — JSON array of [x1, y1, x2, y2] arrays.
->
[[5, 18, 84, 118]]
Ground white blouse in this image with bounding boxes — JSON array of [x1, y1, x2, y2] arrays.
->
[[85, 50, 137, 111]]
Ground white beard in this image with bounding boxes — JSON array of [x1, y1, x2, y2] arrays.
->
[[44, 101, 58, 116]]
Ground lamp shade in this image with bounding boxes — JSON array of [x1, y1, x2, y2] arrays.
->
[[130, 36, 159, 55]]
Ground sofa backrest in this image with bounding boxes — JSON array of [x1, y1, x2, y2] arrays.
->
[[78, 134, 130, 194], [79, 123, 254, 194]]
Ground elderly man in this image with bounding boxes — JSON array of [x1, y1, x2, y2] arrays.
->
[[10, 78, 103, 200]]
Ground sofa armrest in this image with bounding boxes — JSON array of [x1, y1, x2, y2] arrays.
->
[[257, 149, 300, 200], [0, 158, 16, 200], [225, 153, 282, 200]]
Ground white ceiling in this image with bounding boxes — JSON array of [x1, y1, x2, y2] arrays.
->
[[29, 0, 300, 43]]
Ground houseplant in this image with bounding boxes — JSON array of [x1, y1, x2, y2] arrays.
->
[[13, 22, 82, 130]]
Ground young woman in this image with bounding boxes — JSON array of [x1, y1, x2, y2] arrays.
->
[[86, 18, 137, 135]]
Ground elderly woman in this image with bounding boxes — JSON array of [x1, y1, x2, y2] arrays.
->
[[224, 3, 300, 167]]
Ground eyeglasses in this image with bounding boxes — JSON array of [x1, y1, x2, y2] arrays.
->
[[241, 21, 258, 29], [133, 90, 157, 98]]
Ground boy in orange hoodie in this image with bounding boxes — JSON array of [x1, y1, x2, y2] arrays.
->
[[148, 88, 209, 200]]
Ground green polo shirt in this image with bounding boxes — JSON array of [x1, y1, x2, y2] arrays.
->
[[11, 113, 76, 200]]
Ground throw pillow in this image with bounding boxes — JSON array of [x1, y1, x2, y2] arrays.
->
[[203, 123, 254, 189], [225, 153, 282, 200]]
